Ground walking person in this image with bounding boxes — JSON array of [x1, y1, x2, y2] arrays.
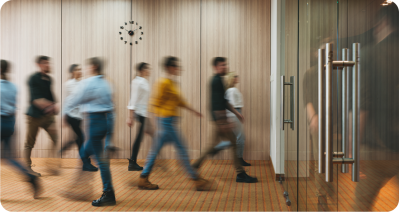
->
[[214, 72, 251, 166], [62, 64, 98, 171], [1, 60, 42, 198], [138, 56, 210, 191], [126, 62, 154, 171], [192, 57, 258, 183], [64, 57, 116, 206], [25, 56, 60, 176]]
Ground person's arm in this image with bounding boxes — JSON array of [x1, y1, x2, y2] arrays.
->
[[64, 81, 88, 117], [127, 80, 140, 127]]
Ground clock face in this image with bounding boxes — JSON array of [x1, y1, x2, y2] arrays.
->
[[119, 21, 143, 46]]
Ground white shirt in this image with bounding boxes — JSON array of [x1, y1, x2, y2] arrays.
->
[[64, 79, 82, 119], [225, 87, 243, 117], [127, 76, 150, 117]]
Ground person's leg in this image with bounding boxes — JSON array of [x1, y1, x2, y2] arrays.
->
[[138, 117, 168, 190], [192, 126, 222, 169], [41, 115, 58, 158], [66, 116, 85, 156], [141, 117, 168, 176], [88, 113, 116, 207], [168, 117, 198, 179], [24, 115, 41, 175], [104, 111, 114, 149], [223, 129, 257, 183], [2, 115, 41, 198], [128, 114, 146, 171]]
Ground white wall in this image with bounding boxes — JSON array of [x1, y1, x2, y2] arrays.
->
[[270, 0, 284, 174]]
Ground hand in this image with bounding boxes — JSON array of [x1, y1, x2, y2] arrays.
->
[[237, 113, 245, 123], [126, 117, 134, 127], [53, 103, 60, 115], [195, 111, 203, 118]]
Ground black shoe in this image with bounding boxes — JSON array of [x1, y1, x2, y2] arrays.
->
[[128, 159, 143, 171], [92, 190, 116, 207], [28, 175, 42, 199], [27, 167, 41, 177], [239, 158, 251, 166], [236, 172, 258, 183], [82, 159, 98, 172]]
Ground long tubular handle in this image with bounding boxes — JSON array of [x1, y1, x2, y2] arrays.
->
[[318, 49, 325, 174], [342, 48, 349, 173], [290, 76, 295, 130], [325, 43, 333, 182], [352, 43, 360, 182], [281, 75, 285, 130]]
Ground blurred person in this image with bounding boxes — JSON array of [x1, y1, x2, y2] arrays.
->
[[192, 57, 258, 183], [126, 62, 154, 171], [354, 3, 399, 210], [25, 56, 59, 176], [213, 72, 251, 166], [64, 57, 116, 206], [137, 56, 210, 191], [1, 60, 42, 199], [61, 64, 98, 171]]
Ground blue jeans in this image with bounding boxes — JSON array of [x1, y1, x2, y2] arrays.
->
[[141, 117, 198, 179], [1, 115, 34, 179], [104, 111, 114, 149], [80, 113, 113, 191], [214, 108, 246, 158]]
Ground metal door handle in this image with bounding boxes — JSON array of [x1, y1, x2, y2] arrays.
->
[[318, 43, 360, 182], [280, 75, 295, 131]]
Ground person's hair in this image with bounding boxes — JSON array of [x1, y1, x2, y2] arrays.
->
[[212, 57, 226, 67], [36, 55, 50, 64], [136, 62, 149, 72], [69, 64, 79, 73], [378, 4, 399, 28], [163, 56, 179, 71], [1, 60, 9, 80], [225, 72, 237, 89], [87, 57, 103, 74]]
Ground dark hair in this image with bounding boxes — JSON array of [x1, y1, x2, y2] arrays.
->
[[378, 4, 399, 27], [36, 55, 50, 64], [69, 64, 79, 73], [87, 57, 103, 74], [212, 57, 226, 67], [1, 60, 9, 78], [163, 56, 179, 70], [136, 62, 149, 72]]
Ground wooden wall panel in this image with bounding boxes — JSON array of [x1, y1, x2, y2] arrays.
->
[[1, 0, 62, 159], [201, 0, 271, 161], [2, 0, 271, 161]]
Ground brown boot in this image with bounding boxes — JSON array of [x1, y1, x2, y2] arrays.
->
[[138, 175, 159, 190], [193, 177, 211, 191]]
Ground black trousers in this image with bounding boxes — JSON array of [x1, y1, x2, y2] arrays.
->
[[130, 114, 145, 161], [63, 115, 86, 160]]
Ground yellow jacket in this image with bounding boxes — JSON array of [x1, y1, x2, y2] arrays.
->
[[148, 77, 188, 117]]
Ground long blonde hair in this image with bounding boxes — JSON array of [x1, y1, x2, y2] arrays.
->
[[224, 72, 237, 89]]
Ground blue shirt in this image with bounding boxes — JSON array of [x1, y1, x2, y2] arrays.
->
[[64, 75, 113, 114], [0, 79, 17, 116]]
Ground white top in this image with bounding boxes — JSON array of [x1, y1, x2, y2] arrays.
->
[[225, 87, 243, 117], [127, 76, 150, 117], [64, 79, 82, 119]]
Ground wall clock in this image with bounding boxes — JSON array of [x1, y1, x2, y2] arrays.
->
[[119, 21, 143, 45]]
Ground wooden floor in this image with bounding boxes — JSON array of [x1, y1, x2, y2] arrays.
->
[[1, 159, 289, 211]]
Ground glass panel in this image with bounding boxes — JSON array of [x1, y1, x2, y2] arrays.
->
[[301, 0, 340, 211], [337, 0, 399, 211]]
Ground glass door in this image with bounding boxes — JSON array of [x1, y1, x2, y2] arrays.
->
[[280, 0, 399, 211]]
